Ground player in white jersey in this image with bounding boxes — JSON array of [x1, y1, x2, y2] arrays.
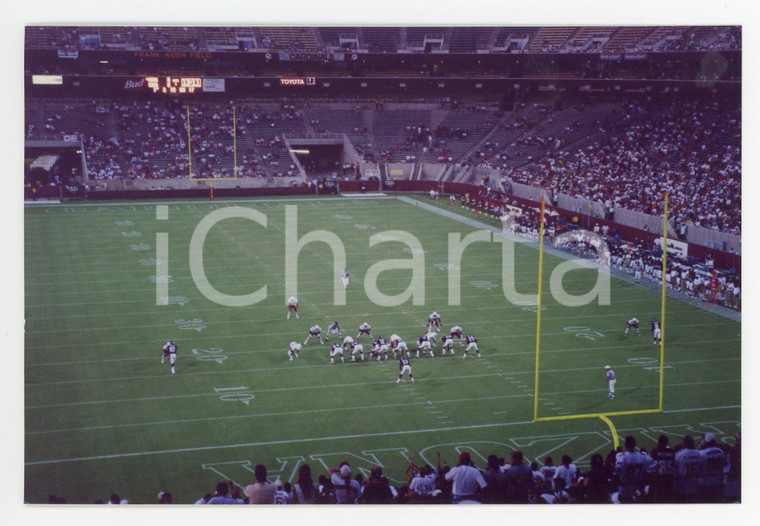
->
[[304, 325, 324, 345], [605, 365, 616, 399], [326, 321, 341, 341], [441, 335, 455, 355], [416, 336, 434, 358], [397, 355, 414, 384], [651, 319, 662, 345], [428, 312, 442, 332], [287, 296, 299, 319], [356, 322, 372, 340], [450, 325, 464, 346], [394, 339, 410, 358], [674, 435, 701, 501], [633, 260, 643, 283], [614, 435, 656, 502], [288, 341, 302, 361], [329, 343, 344, 364], [349, 342, 365, 361], [463, 334, 481, 359], [389, 334, 401, 347], [424, 331, 437, 347], [341, 268, 350, 290], [624, 318, 640, 337], [162, 340, 177, 374]]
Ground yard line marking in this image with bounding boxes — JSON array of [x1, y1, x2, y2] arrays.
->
[[25, 337, 741, 375], [26, 377, 739, 418], [24, 196, 393, 210], [24, 400, 742, 466]]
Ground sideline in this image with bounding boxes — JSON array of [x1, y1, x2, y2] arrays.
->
[[398, 196, 741, 322]]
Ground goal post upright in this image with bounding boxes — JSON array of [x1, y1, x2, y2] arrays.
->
[[659, 192, 668, 412], [531, 193, 667, 437], [186, 104, 193, 179], [532, 194, 545, 422]]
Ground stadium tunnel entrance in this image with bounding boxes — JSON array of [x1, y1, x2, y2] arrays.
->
[[287, 136, 363, 180]]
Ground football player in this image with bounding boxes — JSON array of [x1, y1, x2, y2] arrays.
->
[[394, 338, 410, 358], [605, 365, 616, 400], [287, 296, 299, 319], [463, 333, 481, 359], [651, 318, 662, 345], [357, 322, 372, 340], [288, 341, 302, 361], [329, 342, 344, 364], [349, 341, 365, 362], [450, 325, 464, 346], [416, 335, 434, 358], [424, 331, 438, 347], [397, 355, 414, 384], [373, 336, 390, 361], [428, 311, 442, 332], [441, 335, 455, 355], [326, 321, 341, 341], [341, 268, 350, 290], [304, 325, 324, 345], [162, 340, 177, 375], [624, 317, 640, 337]]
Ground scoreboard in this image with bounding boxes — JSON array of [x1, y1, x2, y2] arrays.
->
[[146, 76, 203, 94]]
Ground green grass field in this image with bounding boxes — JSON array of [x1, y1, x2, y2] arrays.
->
[[24, 195, 741, 504]]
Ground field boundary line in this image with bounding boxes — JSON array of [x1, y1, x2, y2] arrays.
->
[[397, 196, 741, 322], [24, 400, 742, 466]]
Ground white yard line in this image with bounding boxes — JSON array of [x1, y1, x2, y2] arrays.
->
[[25, 397, 742, 465]]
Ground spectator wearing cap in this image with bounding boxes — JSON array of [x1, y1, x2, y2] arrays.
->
[[244, 464, 277, 504], [274, 480, 292, 504], [698, 432, 727, 502], [360, 466, 396, 504], [444, 451, 488, 503], [328, 462, 361, 504]]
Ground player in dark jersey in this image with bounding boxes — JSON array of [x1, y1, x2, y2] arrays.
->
[[162, 340, 177, 375], [649, 434, 676, 503], [463, 334, 481, 359], [441, 335, 455, 355], [397, 355, 414, 384]]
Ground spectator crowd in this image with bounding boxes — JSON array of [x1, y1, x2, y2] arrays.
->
[[45, 430, 739, 505]]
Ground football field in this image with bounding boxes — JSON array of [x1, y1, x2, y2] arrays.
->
[[23, 195, 741, 503]]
